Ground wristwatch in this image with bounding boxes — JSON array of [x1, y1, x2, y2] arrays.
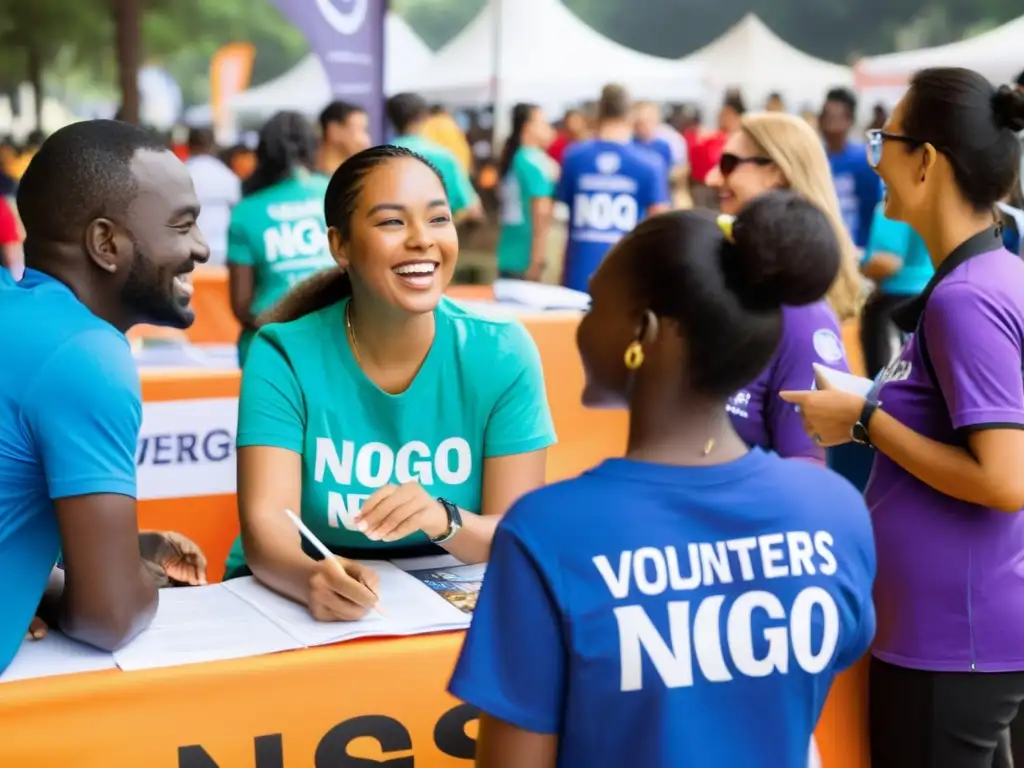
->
[[429, 498, 463, 544], [851, 400, 881, 448]]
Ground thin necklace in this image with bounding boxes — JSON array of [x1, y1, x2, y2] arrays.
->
[[346, 302, 360, 364]]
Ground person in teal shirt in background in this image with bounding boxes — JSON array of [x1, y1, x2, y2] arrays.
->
[[224, 145, 556, 623], [227, 112, 336, 365], [496, 103, 557, 280], [386, 93, 483, 223], [859, 198, 934, 378]]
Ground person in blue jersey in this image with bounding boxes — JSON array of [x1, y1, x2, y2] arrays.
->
[[632, 100, 674, 172], [450, 191, 876, 768], [706, 112, 864, 462], [859, 201, 933, 378], [556, 84, 670, 292], [0, 121, 211, 674], [821, 88, 881, 248]]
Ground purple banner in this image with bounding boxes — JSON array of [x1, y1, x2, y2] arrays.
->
[[270, 0, 386, 142]]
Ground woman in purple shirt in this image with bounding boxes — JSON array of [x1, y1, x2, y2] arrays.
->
[[784, 68, 1024, 767], [706, 112, 863, 461]]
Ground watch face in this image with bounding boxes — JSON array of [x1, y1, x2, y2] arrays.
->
[[851, 423, 868, 445]]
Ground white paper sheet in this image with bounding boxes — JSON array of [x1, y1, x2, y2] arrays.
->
[[112, 584, 304, 672], [0, 632, 116, 683], [812, 363, 874, 397], [223, 561, 471, 647]]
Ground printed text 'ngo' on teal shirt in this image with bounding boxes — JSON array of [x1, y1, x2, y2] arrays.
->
[[224, 297, 556, 575]]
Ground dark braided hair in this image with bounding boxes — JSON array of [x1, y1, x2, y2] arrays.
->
[[242, 111, 319, 197], [498, 103, 538, 180], [260, 144, 446, 326]]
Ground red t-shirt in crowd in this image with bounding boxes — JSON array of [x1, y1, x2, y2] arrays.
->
[[0, 198, 20, 245], [547, 133, 573, 166], [685, 128, 727, 184]]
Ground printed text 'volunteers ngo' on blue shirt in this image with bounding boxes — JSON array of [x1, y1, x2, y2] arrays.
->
[[556, 140, 670, 293], [0, 269, 140, 674], [450, 449, 876, 767], [729, 302, 849, 460], [866, 230, 1024, 672]]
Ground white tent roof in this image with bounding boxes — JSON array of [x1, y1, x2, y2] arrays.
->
[[408, 0, 705, 109], [231, 12, 433, 119], [855, 14, 1024, 89], [681, 14, 852, 112]]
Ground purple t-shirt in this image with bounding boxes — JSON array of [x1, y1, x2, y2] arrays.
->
[[866, 239, 1024, 672], [728, 301, 848, 459]]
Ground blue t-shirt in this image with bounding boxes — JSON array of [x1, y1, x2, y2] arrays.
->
[[863, 203, 933, 296], [828, 143, 881, 248], [556, 140, 670, 293], [0, 269, 140, 673], [632, 137, 674, 173], [451, 449, 876, 767]]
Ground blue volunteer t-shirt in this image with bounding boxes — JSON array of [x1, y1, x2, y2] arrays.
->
[[556, 140, 669, 292], [632, 137, 674, 173], [828, 143, 881, 248], [863, 203, 933, 296], [0, 268, 140, 674], [451, 449, 876, 767]]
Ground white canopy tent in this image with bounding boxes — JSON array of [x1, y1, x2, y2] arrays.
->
[[231, 12, 434, 120], [407, 0, 705, 114], [855, 14, 1024, 91], [680, 14, 853, 114]]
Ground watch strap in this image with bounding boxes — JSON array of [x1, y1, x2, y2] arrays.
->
[[429, 498, 462, 544], [853, 399, 880, 447]]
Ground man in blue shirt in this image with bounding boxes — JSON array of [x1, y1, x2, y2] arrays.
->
[[821, 87, 881, 248], [557, 84, 670, 292], [0, 120, 210, 673]]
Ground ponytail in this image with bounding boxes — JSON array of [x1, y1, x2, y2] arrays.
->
[[498, 103, 538, 180], [258, 269, 352, 326], [244, 110, 319, 197]]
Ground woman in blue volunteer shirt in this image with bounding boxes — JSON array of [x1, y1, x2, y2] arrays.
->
[[784, 68, 1024, 768], [225, 145, 556, 621], [450, 191, 876, 768], [705, 112, 864, 462]]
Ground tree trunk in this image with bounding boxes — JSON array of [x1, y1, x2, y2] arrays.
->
[[112, 0, 142, 123], [27, 43, 43, 132]]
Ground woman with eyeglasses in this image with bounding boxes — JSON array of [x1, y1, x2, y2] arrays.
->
[[783, 68, 1024, 767], [705, 112, 863, 462]]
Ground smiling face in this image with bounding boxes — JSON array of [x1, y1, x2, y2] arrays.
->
[[871, 96, 937, 228], [330, 156, 458, 315], [705, 130, 783, 215], [117, 149, 210, 328]]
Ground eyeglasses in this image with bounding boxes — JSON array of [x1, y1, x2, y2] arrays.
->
[[865, 129, 925, 168], [718, 152, 773, 177]]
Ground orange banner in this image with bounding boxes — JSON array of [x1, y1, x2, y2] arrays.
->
[[210, 43, 256, 139]]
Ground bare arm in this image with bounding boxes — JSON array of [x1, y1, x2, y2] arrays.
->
[[871, 417, 1024, 512], [227, 263, 257, 329], [527, 197, 553, 277], [647, 203, 671, 217], [1, 242, 23, 279], [237, 446, 316, 603], [476, 714, 558, 768], [861, 251, 902, 282], [438, 449, 548, 564], [53, 494, 157, 650]]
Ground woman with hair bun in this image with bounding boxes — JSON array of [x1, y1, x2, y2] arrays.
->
[[450, 192, 876, 767], [227, 111, 336, 364], [706, 112, 863, 463], [785, 68, 1024, 767]]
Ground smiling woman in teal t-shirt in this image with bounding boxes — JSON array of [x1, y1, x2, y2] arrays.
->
[[224, 144, 556, 623]]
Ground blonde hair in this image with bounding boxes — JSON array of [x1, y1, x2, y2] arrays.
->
[[739, 112, 864, 321]]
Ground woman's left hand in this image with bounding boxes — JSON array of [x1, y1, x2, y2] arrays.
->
[[356, 483, 449, 543], [779, 380, 864, 448]]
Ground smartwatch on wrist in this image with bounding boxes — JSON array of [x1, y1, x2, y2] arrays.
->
[[851, 399, 881, 448], [429, 498, 463, 544]]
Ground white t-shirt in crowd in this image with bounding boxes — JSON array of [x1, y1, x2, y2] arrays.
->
[[185, 154, 241, 265]]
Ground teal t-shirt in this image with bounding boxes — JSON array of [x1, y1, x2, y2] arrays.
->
[[227, 173, 336, 361], [390, 134, 478, 215], [224, 297, 557, 575], [863, 203, 933, 296], [497, 147, 557, 275]]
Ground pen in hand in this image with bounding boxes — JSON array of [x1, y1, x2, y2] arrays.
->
[[284, 509, 386, 617]]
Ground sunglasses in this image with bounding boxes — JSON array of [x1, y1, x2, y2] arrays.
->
[[865, 129, 926, 168], [718, 153, 773, 177]]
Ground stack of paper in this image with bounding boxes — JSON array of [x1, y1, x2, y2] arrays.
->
[[812, 363, 874, 397], [0, 633, 116, 683], [223, 560, 472, 647], [492, 279, 590, 311]]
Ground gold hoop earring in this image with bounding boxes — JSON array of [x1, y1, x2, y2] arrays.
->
[[624, 341, 645, 370]]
